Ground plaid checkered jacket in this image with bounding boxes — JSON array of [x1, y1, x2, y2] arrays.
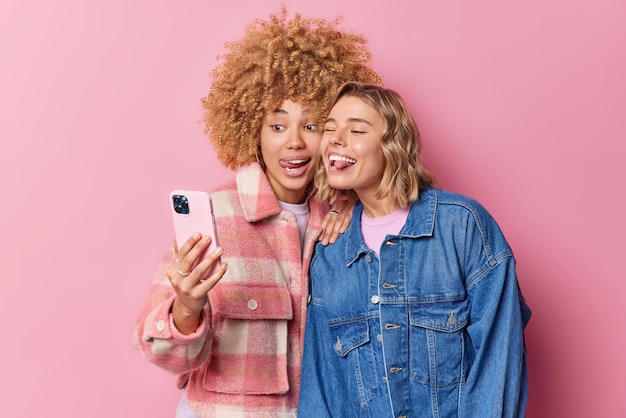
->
[[133, 163, 326, 417]]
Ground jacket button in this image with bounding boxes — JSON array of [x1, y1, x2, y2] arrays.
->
[[156, 319, 165, 332], [247, 299, 258, 311], [365, 254, 372, 263], [370, 295, 380, 304], [447, 312, 457, 326]]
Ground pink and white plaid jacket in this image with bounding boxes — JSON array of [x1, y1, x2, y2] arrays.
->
[[133, 163, 327, 417]]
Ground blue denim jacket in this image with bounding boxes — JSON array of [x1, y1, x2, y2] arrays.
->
[[298, 188, 531, 418]]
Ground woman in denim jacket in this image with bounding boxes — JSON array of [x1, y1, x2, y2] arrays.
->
[[299, 82, 531, 418]]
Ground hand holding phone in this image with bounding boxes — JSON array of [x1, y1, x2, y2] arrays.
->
[[170, 190, 221, 278]]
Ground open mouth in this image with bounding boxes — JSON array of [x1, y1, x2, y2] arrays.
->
[[329, 155, 356, 170], [280, 158, 311, 171]]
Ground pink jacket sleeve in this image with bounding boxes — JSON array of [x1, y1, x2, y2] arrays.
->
[[132, 249, 213, 375]]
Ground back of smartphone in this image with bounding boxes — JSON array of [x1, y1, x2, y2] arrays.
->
[[169, 190, 220, 277]]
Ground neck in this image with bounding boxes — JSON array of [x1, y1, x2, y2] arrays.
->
[[359, 195, 401, 218]]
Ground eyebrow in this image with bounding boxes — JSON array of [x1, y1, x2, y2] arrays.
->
[[271, 107, 311, 115], [325, 117, 373, 126]]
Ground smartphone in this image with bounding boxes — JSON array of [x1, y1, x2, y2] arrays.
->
[[169, 190, 220, 278]]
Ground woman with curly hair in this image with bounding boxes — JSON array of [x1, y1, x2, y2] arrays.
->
[[133, 7, 381, 418]]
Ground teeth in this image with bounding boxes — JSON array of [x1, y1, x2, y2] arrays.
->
[[329, 155, 356, 164], [287, 159, 308, 164]]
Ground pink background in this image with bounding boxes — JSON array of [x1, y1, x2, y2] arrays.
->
[[1, 0, 624, 416]]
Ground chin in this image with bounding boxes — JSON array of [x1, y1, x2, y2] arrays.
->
[[328, 180, 349, 190], [285, 178, 312, 193]]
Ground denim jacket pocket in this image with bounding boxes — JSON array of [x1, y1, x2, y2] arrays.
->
[[409, 299, 469, 387], [329, 317, 379, 406]]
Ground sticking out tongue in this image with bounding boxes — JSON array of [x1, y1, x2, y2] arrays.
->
[[333, 160, 354, 170], [281, 159, 309, 169]]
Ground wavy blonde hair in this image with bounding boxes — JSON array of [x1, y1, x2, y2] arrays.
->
[[201, 6, 382, 170], [315, 82, 437, 207]]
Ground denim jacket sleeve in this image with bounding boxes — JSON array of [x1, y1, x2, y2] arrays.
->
[[460, 254, 531, 418]]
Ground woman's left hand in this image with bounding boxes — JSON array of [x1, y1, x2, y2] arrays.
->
[[319, 199, 354, 246]]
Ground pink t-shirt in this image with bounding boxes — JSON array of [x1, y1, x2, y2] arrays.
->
[[361, 207, 409, 257]]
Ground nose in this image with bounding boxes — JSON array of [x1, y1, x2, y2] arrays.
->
[[286, 130, 305, 150], [329, 128, 346, 146]]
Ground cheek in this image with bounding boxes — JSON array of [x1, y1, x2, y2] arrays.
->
[[373, 150, 387, 174], [259, 128, 272, 153], [319, 134, 331, 152], [306, 132, 323, 153], [356, 142, 382, 160]]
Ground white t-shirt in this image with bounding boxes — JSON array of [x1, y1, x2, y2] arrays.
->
[[278, 199, 310, 250]]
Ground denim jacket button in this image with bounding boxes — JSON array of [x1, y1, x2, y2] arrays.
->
[[447, 312, 457, 326], [376, 334, 383, 342], [365, 254, 372, 263], [370, 295, 380, 304]]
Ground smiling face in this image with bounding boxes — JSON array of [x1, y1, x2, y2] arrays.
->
[[321, 95, 387, 203], [260, 100, 322, 204]]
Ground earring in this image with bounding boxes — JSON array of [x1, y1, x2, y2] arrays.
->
[[256, 150, 265, 170]]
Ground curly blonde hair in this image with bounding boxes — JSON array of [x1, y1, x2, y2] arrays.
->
[[201, 6, 382, 170]]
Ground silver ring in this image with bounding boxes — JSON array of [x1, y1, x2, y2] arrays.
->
[[175, 258, 182, 264], [329, 210, 339, 216], [177, 269, 190, 277]]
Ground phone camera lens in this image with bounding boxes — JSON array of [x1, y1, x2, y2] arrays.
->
[[172, 195, 190, 214]]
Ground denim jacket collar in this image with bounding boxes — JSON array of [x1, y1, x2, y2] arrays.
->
[[343, 187, 437, 267]]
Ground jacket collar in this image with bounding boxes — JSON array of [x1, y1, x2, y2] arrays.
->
[[344, 187, 437, 266], [235, 163, 284, 222]]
